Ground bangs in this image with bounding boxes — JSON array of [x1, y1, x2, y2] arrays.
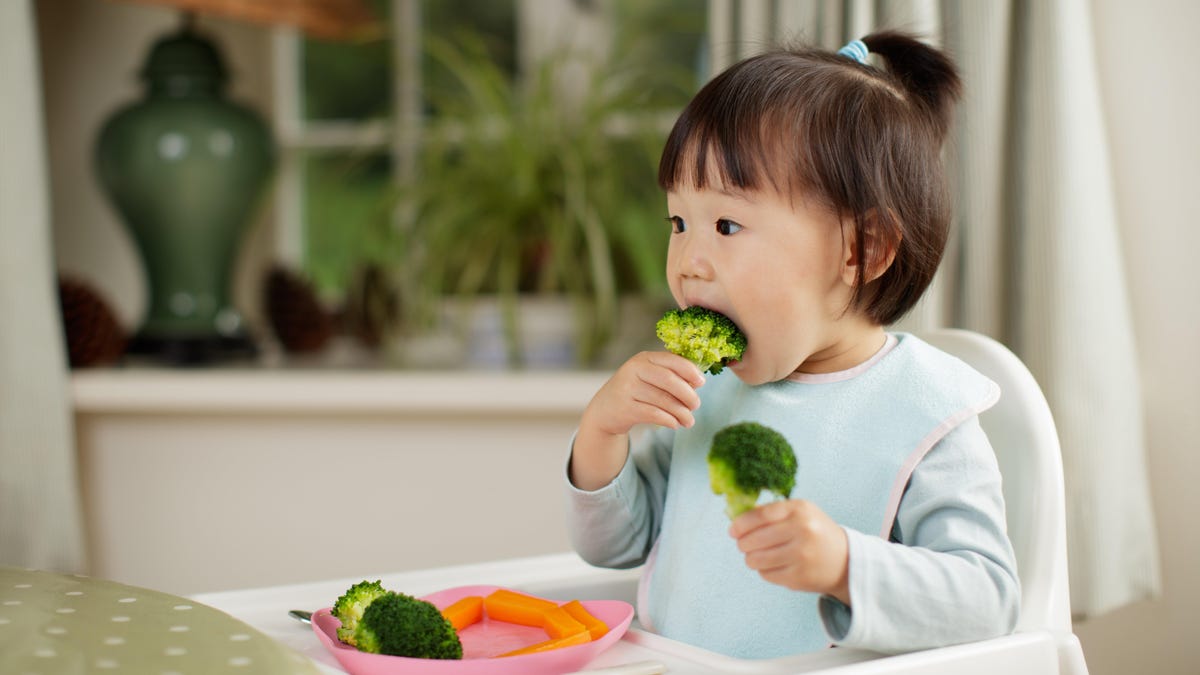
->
[[658, 105, 804, 198], [657, 53, 846, 208]]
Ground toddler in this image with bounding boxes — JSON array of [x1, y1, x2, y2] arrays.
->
[[565, 32, 1020, 658]]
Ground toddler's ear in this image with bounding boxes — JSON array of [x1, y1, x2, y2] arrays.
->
[[840, 210, 901, 287]]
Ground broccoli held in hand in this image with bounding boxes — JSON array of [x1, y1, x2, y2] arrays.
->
[[656, 306, 748, 375], [708, 422, 798, 519], [333, 581, 463, 659]]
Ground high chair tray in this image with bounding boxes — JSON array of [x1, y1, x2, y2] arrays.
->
[[193, 552, 1081, 675]]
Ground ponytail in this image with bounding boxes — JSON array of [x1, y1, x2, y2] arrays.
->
[[861, 31, 962, 142]]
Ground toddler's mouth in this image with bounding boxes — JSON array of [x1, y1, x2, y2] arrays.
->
[[685, 301, 730, 320]]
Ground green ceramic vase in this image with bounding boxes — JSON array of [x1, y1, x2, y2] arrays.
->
[[96, 25, 274, 364]]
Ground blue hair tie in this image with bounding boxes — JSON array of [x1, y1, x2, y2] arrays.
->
[[837, 39, 869, 64]]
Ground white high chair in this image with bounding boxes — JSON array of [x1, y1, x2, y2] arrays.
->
[[543, 328, 1095, 674], [193, 329, 1094, 675], [918, 328, 1090, 675], [535, 328, 1094, 674]]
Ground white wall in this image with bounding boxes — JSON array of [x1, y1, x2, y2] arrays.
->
[[1074, 1, 1200, 674], [34, 0, 1200, 672], [71, 371, 607, 596]]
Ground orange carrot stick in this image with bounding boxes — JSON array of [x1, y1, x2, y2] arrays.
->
[[496, 630, 591, 657], [483, 589, 559, 627], [561, 600, 609, 640], [440, 596, 484, 631], [541, 606, 587, 639]]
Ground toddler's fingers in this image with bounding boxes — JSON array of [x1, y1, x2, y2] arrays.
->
[[641, 373, 701, 413], [631, 401, 691, 429], [648, 351, 706, 388], [742, 541, 796, 572], [630, 385, 696, 428], [733, 517, 791, 555], [728, 500, 790, 538], [632, 358, 702, 411]]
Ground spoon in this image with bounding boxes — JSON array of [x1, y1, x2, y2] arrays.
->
[[289, 609, 313, 624]]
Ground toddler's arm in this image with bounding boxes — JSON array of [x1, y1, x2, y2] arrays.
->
[[565, 426, 674, 568], [570, 351, 703, 490], [564, 351, 702, 569], [818, 417, 1020, 652]]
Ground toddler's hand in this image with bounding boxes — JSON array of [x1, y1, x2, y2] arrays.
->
[[729, 499, 851, 605], [570, 351, 703, 492], [583, 351, 705, 437]]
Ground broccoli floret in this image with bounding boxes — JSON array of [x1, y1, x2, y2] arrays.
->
[[708, 422, 797, 519], [354, 592, 463, 659], [656, 306, 747, 375], [332, 580, 388, 647]]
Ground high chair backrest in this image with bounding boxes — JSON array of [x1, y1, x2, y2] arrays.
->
[[917, 329, 1073, 634]]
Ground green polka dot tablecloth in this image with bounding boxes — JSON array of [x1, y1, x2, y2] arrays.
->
[[0, 567, 323, 675]]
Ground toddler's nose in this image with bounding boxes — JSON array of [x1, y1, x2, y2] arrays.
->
[[674, 235, 715, 280]]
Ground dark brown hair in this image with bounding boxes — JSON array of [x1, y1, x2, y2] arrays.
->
[[658, 31, 962, 325]]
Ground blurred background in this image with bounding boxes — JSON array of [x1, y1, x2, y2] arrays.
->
[[2, 1, 1196, 673]]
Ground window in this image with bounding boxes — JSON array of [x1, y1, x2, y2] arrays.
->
[[268, 0, 708, 300]]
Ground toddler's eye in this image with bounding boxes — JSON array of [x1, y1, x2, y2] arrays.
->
[[667, 216, 687, 233], [716, 219, 742, 235]]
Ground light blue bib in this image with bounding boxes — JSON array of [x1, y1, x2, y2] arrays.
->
[[640, 333, 998, 658]]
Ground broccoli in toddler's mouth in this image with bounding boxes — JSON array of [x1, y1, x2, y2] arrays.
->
[[708, 421, 797, 519], [332, 581, 462, 659], [656, 306, 747, 375]]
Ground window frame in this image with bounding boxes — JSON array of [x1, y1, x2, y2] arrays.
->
[[266, 0, 724, 281], [268, 0, 421, 271]]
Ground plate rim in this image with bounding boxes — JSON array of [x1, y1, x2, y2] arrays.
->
[[310, 584, 635, 674]]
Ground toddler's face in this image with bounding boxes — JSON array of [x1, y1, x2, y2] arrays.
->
[[665, 181, 881, 384]]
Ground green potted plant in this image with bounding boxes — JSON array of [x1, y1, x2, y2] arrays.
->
[[394, 32, 674, 367]]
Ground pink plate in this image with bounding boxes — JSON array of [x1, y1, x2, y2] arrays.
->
[[311, 584, 635, 675]]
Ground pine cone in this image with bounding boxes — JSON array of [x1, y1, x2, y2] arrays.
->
[[57, 277, 127, 368], [263, 265, 334, 354], [342, 264, 400, 348]]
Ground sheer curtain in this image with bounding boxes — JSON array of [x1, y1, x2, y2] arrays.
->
[[0, 0, 87, 573], [721, 0, 1161, 618]]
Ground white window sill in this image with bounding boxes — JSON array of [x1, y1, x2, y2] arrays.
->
[[70, 367, 609, 416]]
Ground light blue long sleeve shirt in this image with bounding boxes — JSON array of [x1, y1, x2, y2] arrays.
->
[[565, 333, 1020, 657]]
